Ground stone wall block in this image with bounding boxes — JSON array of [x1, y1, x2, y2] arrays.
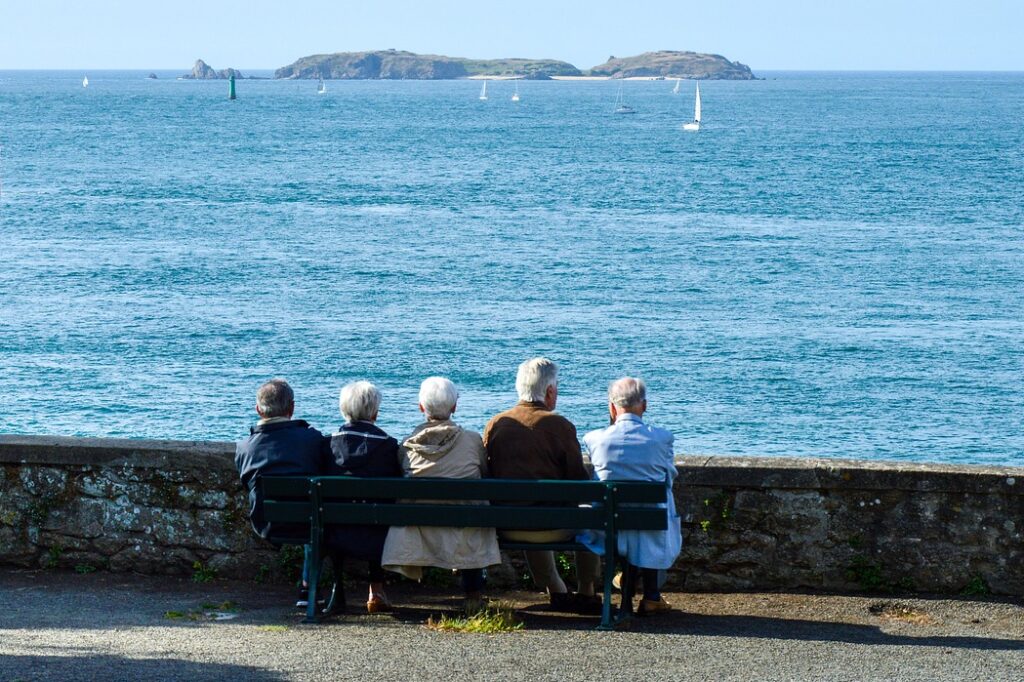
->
[[19, 467, 69, 496], [40, 498, 107, 538], [109, 543, 198, 574]]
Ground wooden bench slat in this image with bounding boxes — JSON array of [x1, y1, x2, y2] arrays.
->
[[312, 477, 628, 502], [260, 477, 312, 497], [321, 503, 605, 529], [262, 500, 312, 523], [266, 502, 665, 530]]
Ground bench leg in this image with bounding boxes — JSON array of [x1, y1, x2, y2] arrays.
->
[[304, 543, 321, 624], [597, 550, 616, 630]]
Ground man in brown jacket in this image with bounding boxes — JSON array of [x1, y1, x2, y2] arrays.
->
[[483, 357, 602, 613]]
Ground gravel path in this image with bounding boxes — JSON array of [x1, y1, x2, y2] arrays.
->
[[1, 570, 1022, 681]]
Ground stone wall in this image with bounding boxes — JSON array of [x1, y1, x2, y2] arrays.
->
[[1, 436, 1022, 595], [0, 436, 274, 581], [676, 456, 1023, 596]]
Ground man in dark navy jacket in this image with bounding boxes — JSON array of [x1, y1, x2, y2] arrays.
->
[[235, 378, 329, 540], [235, 378, 328, 608]]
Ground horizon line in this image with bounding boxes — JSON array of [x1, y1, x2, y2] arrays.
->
[[3, 67, 1024, 73]]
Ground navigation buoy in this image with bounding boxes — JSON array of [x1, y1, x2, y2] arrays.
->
[[228, 73, 236, 100]]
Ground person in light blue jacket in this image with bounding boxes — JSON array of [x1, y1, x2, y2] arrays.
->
[[583, 377, 681, 615]]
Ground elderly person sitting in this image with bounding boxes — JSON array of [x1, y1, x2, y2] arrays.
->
[[326, 380, 403, 614], [583, 377, 680, 616], [483, 357, 602, 614], [234, 378, 329, 609], [381, 377, 501, 610]]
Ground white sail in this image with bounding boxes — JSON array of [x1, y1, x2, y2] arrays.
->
[[512, 78, 519, 102], [317, 77, 326, 94], [672, 78, 680, 94], [479, 80, 488, 100], [682, 82, 701, 131], [82, 76, 89, 88]]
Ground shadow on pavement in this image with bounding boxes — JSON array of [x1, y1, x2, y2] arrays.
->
[[0, 651, 286, 682], [298, 599, 1024, 653]]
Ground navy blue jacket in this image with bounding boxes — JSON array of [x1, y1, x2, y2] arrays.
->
[[325, 421, 402, 559], [235, 419, 329, 541]]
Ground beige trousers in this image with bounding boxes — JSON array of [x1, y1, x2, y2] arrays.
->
[[500, 529, 602, 594]]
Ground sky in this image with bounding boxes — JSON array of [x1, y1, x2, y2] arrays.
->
[[1, 0, 1022, 71]]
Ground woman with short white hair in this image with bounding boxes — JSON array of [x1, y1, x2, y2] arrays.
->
[[381, 376, 501, 610], [326, 380, 402, 614]]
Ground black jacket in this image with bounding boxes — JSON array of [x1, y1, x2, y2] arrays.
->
[[325, 421, 402, 559], [235, 419, 329, 540]]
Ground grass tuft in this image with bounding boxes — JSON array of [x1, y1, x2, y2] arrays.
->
[[426, 601, 523, 634], [258, 624, 289, 632], [869, 601, 936, 626]]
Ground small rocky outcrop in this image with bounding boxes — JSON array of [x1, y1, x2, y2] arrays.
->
[[147, 73, 158, 79], [181, 59, 243, 80]]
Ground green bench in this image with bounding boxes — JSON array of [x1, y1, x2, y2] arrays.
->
[[260, 475, 669, 630]]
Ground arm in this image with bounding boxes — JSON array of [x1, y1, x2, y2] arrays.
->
[[560, 421, 589, 481]]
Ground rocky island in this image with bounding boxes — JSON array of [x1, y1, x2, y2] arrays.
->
[[180, 59, 244, 80], [588, 51, 755, 80], [274, 50, 580, 80], [273, 49, 755, 80]]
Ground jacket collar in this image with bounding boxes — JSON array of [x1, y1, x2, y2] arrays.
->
[[615, 413, 643, 425], [250, 419, 309, 434]]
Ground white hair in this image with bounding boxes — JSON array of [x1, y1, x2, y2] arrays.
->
[[338, 380, 381, 423], [516, 357, 559, 403], [256, 378, 294, 418], [608, 377, 646, 409], [419, 376, 459, 420]]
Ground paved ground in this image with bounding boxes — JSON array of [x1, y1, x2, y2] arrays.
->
[[1, 569, 1022, 681]]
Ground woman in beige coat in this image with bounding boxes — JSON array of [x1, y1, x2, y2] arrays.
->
[[381, 377, 501, 608]]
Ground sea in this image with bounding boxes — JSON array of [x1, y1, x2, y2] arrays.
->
[[0, 70, 1021, 466]]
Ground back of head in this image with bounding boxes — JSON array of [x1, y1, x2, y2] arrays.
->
[[419, 376, 459, 420], [256, 378, 294, 418], [339, 380, 381, 423], [608, 377, 646, 409], [515, 357, 559, 403]]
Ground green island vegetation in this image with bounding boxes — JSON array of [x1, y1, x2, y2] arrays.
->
[[272, 49, 754, 80]]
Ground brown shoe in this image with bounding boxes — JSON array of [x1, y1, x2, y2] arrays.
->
[[366, 594, 394, 614], [637, 597, 672, 616]]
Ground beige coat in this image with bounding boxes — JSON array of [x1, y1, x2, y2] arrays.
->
[[381, 420, 502, 580]]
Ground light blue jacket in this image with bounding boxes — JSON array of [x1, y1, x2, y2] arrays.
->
[[580, 413, 682, 569]]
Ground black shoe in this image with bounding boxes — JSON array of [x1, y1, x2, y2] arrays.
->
[[549, 592, 603, 615], [570, 593, 604, 616], [548, 592, 574, 612]]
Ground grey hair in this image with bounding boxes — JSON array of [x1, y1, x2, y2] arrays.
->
[[339, 380, 381, 422], [419, 376, 459, 420], [516, 357, 559, 402], [608, 377, 646, 409], [256, 378, 294, 418]]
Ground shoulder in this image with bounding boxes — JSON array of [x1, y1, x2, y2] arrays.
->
[[461, 428, 484, 447], [646, 425, 674, 444], [583, 425, 613, 449], [537, 411, 577, 435]]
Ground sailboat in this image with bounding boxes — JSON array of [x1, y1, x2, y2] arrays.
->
[[613, 81, 635, 114], [82, 76, 89, 88], [682, 82, 701, 131], [479, 80, 488, 101], [511, 78, 520, 102], [672, 78, 681, 94], [317, 77, 326, 94]]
